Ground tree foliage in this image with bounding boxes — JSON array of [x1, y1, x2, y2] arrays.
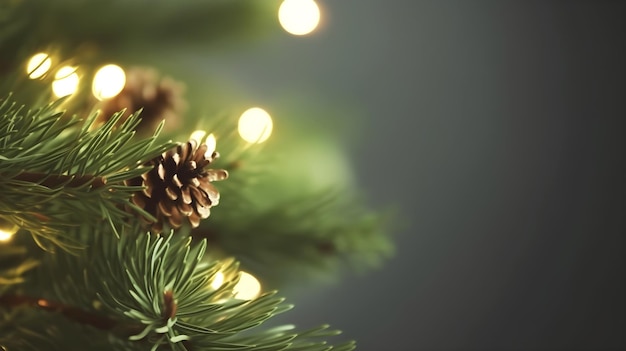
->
[[0, 1, 393, 349]]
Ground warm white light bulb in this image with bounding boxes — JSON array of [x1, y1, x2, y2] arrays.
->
[[92, 64, 126, 100], [52, 66, 79, 97], [233, 271, 261, 300], [26, 52, 52, 79], [238, 107, 273, 144], [0, 220, 18, 242], [210, 271, 224, 290], [278, 0, 321, 36], [0, 230, 14, 242]]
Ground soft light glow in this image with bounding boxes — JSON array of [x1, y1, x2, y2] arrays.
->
[[26, 52, 52, 79], [233, 271, 261, 300], [238, 107, 273, 144], [278, 0, 321, 36], [0, 221, 18, 242], [0, 230, 14, 242], [210, 271, 224, 290], [52, 66, 79, 97], [92, 64, 126, 100], [205, 133, 217, 156]]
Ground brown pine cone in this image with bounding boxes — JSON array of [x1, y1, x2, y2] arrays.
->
[[127, 139, 228, 232]]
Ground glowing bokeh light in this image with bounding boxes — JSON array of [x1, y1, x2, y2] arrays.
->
[[238, 107, 273, 144], [210, 271, 224, 290], [26, 53, 52, 79], [52, 66, 79, 97], [0, 220, 18, 242], [278, 0, 321, 36], [92, 64, 126, 100], [0, 230, 14, 242], [233, 271, 261, 300]]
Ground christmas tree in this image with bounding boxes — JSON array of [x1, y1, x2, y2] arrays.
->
[[0, 1, 393, 349]]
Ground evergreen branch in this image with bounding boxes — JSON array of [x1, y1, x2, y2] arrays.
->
[[0, 307, 145, 351], [12, 171, 107, 188], [6, 224, 355, 350], [170, 112, 394, 287], [0, 294, 117, 331], [196, 190, 394, 287], [0, 241, 38, 288], [0, 1, 394, 350], [0, 95, 175, 251]]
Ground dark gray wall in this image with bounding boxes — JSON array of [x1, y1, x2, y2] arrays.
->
[[198, 1, 625, 350]]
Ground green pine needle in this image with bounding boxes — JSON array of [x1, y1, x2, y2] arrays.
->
[[0, 95, 175, 251], [1, 224, 354, 351]]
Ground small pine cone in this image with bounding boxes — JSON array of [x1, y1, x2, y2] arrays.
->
[[97, 67, 187, 135], [127, 139, 228, 232]]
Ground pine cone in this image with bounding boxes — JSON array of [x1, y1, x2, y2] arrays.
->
[[127, 139, 228, 232], [96, 66, 186, 135]]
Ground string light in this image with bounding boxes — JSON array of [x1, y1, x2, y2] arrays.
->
[[0, 231, 14, 242], [233, 271, 261, 300], [210, 271, 224, 290], [52, 66, 79, 97], [278, 0, 321, 36], [92, 64, 126, 100], [26, 52, 52, 79], [0, 218, 18, 242], [238, 107, 273, 144]]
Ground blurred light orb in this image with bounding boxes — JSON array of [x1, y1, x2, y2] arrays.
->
[[0, 219, 18, 242], [278, 0, 321, 36], [26, 53, 52, 79], [92, 64, 126, 100], [210, 271, 224, 290], [233, 271, 261, 300], [52, 66, 79, 97], [238, 107, 273, 144], [0, 231, 13, 242]]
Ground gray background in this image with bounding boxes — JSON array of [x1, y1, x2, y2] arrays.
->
[[197, 1, 625, 350]]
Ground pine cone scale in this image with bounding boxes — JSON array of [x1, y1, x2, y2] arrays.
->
[[179, 201, 194, 215], [131, 193, 146, 208], [190, 185, 214, 208], [180, 141, 193, 161], [188, 214, 201, 228], [196, 204, 211, 219], [165, 186, 178, 201], [206, 170, 228, 182], [158, 200, 173, 216], [199, 177, 221, 198], [169, 208, 183, 228], [195, 144, 208, 159], [181, 187, 192, 204]]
